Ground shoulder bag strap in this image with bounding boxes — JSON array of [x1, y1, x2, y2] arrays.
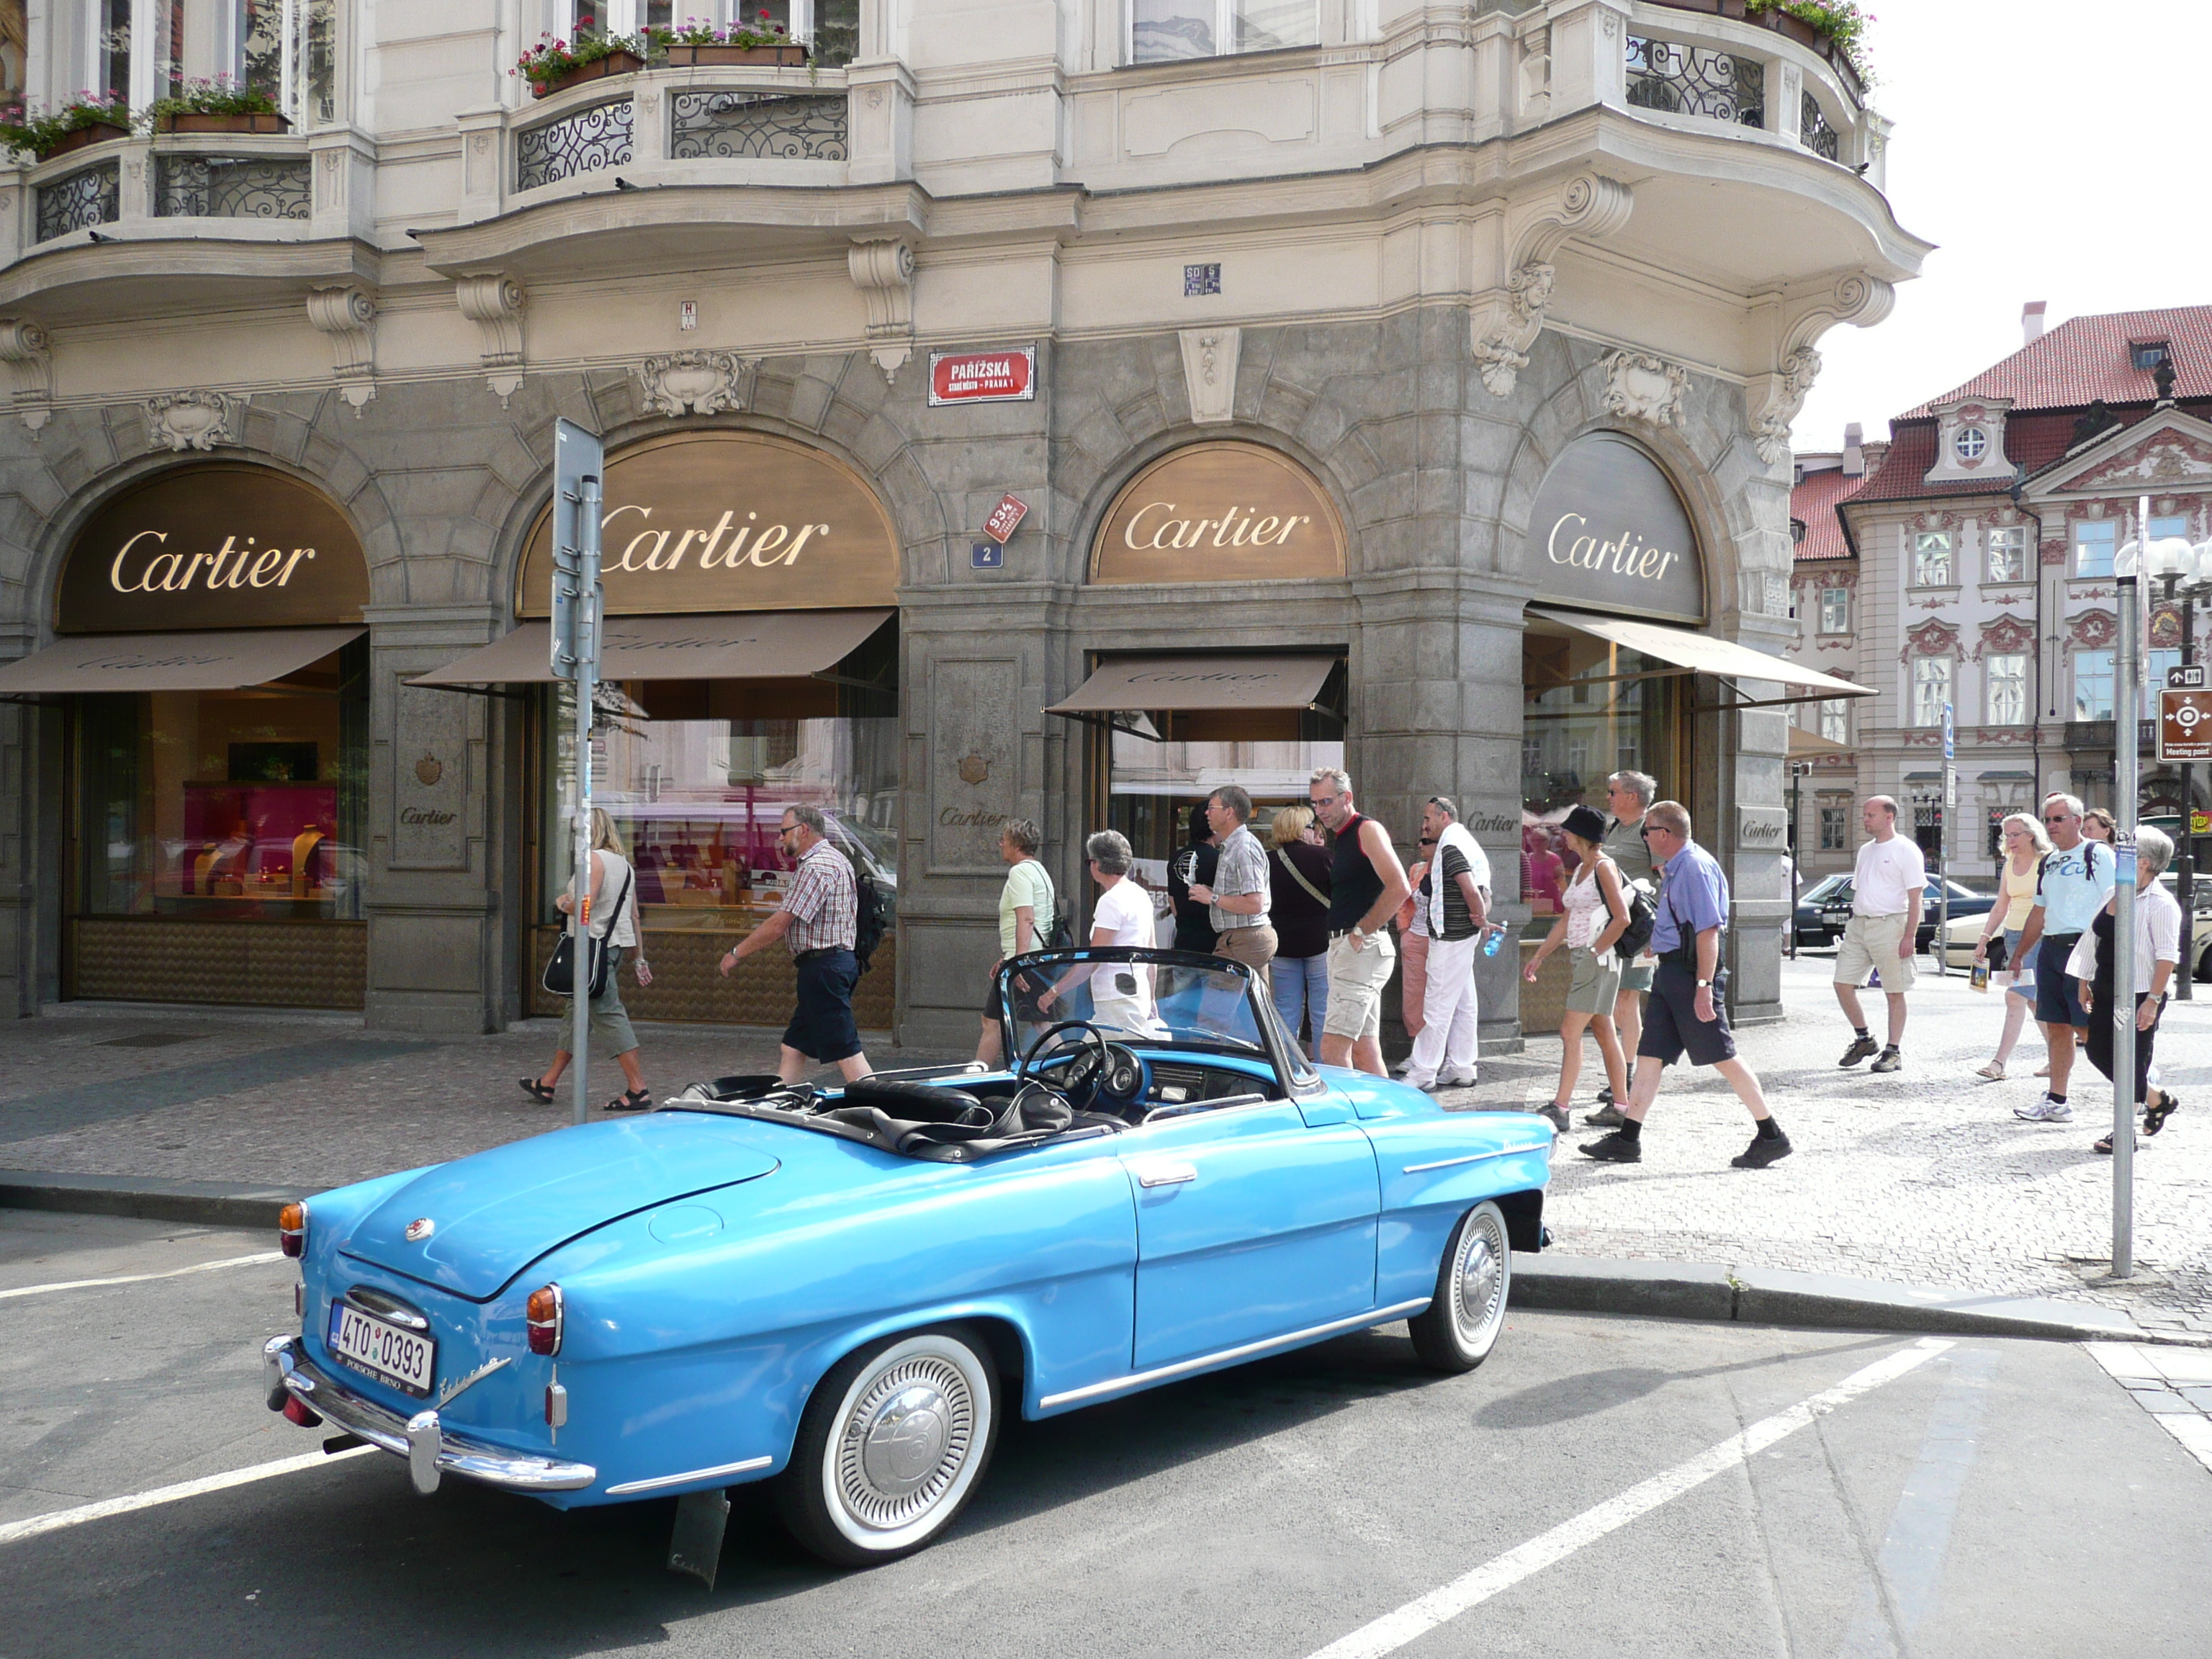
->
[[1273, 845, 1330, 908]]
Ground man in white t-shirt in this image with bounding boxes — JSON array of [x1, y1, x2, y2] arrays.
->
[[1834, 795, 1925, 1074], [1040, 830, 1159, 1035]]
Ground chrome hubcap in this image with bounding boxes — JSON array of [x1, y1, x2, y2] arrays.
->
[[836, 1356, 974, 1531], [1455, 1215, 1506, 1342]]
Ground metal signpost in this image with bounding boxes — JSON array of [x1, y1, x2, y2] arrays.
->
[[1937, 702, 1954, 976], [551, 419, 606, 1128], [2108, 500, 2156, 1278]]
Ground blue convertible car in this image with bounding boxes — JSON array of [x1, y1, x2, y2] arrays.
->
[[264, 948, 1551, 1573]]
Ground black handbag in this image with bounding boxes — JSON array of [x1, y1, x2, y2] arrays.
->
[[542, 862, 634, 1001]]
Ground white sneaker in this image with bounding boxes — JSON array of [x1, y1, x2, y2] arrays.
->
[[1440, 1069, 1479, 1089], [1401, 1071, 1439, 1092], [2014, 1095, 2074, 1123]]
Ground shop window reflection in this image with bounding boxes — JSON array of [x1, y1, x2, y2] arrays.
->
[[75, 638, 368, 922], [1521, 619, 1679, 917]]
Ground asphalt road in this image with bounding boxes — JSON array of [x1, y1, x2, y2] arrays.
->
[[3, 1211, 2208, 1659]]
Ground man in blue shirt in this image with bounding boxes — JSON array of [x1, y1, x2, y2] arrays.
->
[[1580, 801, 1791, 1169], [2008, 792, 2116, 1123]]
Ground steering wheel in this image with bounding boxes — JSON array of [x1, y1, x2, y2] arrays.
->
[[1018, 1019, 1112, 1111]]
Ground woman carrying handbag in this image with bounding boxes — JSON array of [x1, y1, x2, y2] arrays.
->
[[522, 807, 656, 1112]]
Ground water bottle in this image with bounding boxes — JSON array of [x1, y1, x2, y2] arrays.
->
[[1482, 923, 1505, 958]]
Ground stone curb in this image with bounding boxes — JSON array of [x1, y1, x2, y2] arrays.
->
[[1514, 1253, 2210, 1346], [0, 1169, 313, 1231], [4, 1170, 2200, 1347]]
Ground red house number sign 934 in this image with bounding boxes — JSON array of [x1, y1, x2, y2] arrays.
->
[[982, 493, 1028, 544]]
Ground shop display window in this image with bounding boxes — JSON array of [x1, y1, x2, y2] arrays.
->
[[1105, 668, 1346, 921], [73, 638, 368, 922], [1521, 616, 1681, 917], [539, 626, 898, 943]]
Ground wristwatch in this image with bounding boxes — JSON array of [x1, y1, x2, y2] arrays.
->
[[1696, 978, 1712, 987]]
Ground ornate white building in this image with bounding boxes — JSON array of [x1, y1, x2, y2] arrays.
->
[[1789, 305, 2212, 885]]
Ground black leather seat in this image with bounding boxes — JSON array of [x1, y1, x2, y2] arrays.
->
[[840, 1076, 988, 1123]]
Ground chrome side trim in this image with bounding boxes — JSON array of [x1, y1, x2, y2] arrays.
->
[[605, 1456, 774, 1498], [263, 1335, 596, 1494], [1131, 1159, 1197, 1188], [1036, 1298, 1432, 1411], [437, 1355, 512, 1408], [341, 1287, 430, 1330], [1402, 1146, 1547, 1174]]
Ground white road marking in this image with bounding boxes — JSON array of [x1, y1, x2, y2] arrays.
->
[[1304, 1338, 1955, 1659], [0, 1251, 286, 1300], [0, 1446, 376, 1547]]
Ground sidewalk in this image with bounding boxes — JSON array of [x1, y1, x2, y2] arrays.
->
[[1, 957, 2206, 1336]]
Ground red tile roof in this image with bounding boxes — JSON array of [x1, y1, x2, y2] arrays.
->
[[1848, 405, 2212, 506], [1905, 305, 2212, 416], [1791, 464, 1858, 561]]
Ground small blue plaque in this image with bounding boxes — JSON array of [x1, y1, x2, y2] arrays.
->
[[971, 541, 1003, 570]]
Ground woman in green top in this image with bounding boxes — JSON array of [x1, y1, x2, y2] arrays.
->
[[976, 817, 1056, 1067]]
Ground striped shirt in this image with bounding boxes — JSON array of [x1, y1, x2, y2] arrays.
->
[[780, 837, 858, 953]]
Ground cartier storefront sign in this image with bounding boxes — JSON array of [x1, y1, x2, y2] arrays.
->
[[1522, 433, 1706, 624], [56, 464, 370, 633], [1091, 441, 1346, 585], [516, 431, 900, 617]]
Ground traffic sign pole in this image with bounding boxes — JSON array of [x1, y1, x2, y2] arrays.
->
[[1937, 703, 1954, 976], [550, 419, 606, 1128]]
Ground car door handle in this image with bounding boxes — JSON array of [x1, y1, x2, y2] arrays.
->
[[1133, 1160, 1197, 1189]]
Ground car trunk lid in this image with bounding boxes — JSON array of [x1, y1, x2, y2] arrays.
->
[[338, 1115, 781, 1299]]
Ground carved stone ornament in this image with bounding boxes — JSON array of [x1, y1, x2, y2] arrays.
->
[[637, 350, 755, 418], [1178, 326, 1241, 425], [1470, 173, 1633, 397], [1748, 345, 1822, 466], [454, 272, 527, 403], [2069, 610, 2117, 649], [143, 390, 238, 453], [1977, 613, 2036, 659], [305, 285, 377, 410], [1899, 618, 1959, 662], [1600, 349, 1690, 428], [0, 318, 54, 433], [415, 753, 443, 786], [848, 238, 916, 383], [957, 751, 990, 786]]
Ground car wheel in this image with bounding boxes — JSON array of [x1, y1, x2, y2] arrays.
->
[[775, 1325, 1000, 1568], [1406, 1200, 1511, 1373]]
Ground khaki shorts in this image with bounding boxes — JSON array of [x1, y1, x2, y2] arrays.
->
[[1835, 910, 1917, 992], [1323, 930, 1396, 1040]]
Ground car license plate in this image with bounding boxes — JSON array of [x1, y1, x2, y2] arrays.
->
[[328, 1300, 436, 1396]]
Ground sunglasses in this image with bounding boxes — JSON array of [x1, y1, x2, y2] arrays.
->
[[1419, 836, 1437, 846]]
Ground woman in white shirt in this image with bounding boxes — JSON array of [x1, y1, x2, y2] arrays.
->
[[1038, 830, 1159, 1035], [523, 808, 656, 1112], [2067, 823, 2182, 1152]]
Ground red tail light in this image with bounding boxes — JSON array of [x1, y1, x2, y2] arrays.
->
[[278, 1202, 307, 1259], [282, 1395, 323, 1429], [526, 1284, 565, 1356]]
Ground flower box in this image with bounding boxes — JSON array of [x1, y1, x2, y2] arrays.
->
[[660, 42, 807, 66], [534, 49, 646, 97], [48, 120, 132, 156], [154, 111, 292, 135]]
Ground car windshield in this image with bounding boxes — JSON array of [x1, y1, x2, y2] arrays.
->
[[1800, 876, 1848, 904], [999, 948, 1271, 1058]]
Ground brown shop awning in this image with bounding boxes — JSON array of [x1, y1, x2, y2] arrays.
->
[[0, 626, 364, 695], [1528, 607, 1871, 710], [1046, 655, 1339, 716], [410, 608, 894, 687], [1788, 724, 1854, 760]]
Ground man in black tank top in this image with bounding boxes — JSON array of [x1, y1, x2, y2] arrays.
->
[[1308, 766, 1411, 1076]]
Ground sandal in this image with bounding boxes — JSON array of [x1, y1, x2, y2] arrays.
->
[[518, 1077, 558, 1104], [2144, 1092, 2180, 1136], [606, 1089, 655, 1113], [1974, 1062, 2005, 1081], [2092, 1133, 2139, 1155]]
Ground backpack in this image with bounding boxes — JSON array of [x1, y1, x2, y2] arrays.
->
[[852, 863, 892, 974], [1614, 877, 1658, 961], [1040, 865, 1075, 951]]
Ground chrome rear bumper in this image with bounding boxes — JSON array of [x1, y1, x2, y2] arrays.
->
[[264, 1334, 596, 1496]]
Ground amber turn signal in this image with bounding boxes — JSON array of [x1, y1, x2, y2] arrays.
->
[[278, 1201, 307, 1259], [526, 1283, 565, 1356]]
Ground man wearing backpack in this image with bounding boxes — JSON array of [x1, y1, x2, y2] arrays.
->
[[2008, 793, 2116, 1123], [719, 804, 874, 1086], [976, 817, 1056, 1068]]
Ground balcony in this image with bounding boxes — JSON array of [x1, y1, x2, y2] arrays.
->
[[0, 126, 374, 315], [2063, 719, 2157, 757]]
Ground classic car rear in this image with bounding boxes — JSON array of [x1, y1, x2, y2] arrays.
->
[[264, 949, 1548, 1578]]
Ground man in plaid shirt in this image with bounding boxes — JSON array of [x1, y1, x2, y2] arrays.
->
[[719, 805, 874, 1084]]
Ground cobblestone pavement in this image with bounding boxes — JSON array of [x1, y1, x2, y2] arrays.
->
[[1, 955, 2206, 1331], [2085, 1341, 2212, 1473], [1462, 954, 2212, 1336]]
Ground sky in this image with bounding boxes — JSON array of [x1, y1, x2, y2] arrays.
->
[[1792, 0, 2212, 456]]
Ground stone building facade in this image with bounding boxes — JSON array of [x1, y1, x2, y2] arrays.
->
[[0, 0, 1922, 1043], [1787, 305, 2212, 889]]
